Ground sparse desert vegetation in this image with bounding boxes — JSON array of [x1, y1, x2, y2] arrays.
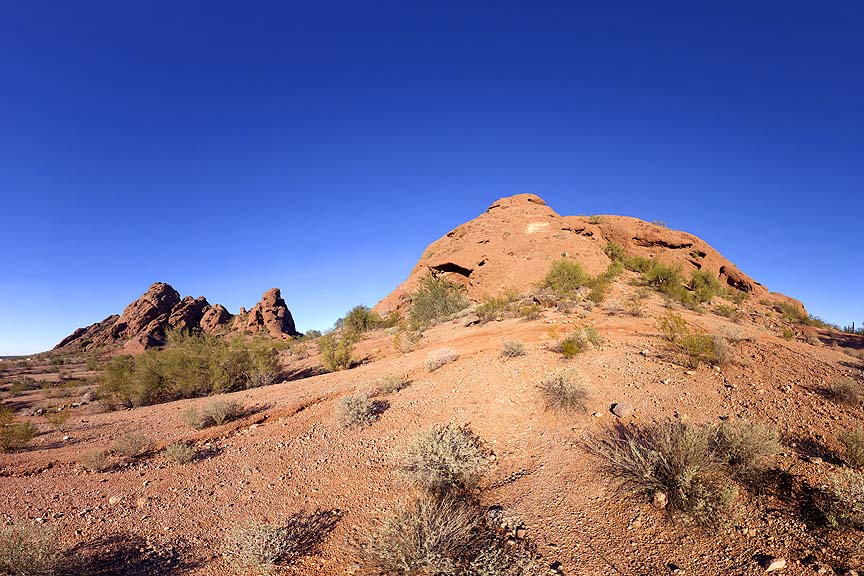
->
[[425, 348, 458, 372], [537, 369, 589, 412], [402, 423, 488, 494]]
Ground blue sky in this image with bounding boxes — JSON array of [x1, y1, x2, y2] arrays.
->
[[1, 1, 862, 355]]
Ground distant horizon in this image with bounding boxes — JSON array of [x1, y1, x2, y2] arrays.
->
[[2, 2, 862, 355]]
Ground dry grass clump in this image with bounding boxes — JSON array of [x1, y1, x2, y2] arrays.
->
[[224, 511, 338, 574], [42, 408, 70, 431], [336, 394, 380, 428], [537, 370, 589, 413], [829, 378, 862, 406], [110, 431, 151, 458], [79, 449, 113, 472], [183, 399, 245, 429], [499, 340, 526, 358], [713, 419, 780, 478], [165, 442, 196, 464], [360, 494, 483, 576], [375, 373, 412, 395], [516, 302, 543, 320], [426, 348, 459, 372], [840, 428, 864, 469], [589, 420, 761, 525], [657, 312, 728, 368], [553, 332, 587, 358], [0, 521, 63, 576], [816, 470, 864, 530], [402, 424, 488, 495]]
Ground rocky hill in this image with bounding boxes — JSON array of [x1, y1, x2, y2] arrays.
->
[[376, 194, 796, 314], [54, 284, 299, 354]]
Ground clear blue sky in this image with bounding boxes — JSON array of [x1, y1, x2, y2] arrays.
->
[[1, 1, 862, 355]]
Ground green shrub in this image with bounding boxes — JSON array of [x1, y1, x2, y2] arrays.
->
[[402, 424, 488, 494], [319, 332, 357, 372], [538, 370, 588, 412], [586, 261, 623, 304], [713, 304, 740, 320], [689, 270, 722, 303], [604, 241, 626, 262], [338, 305, 383, 334], [110, 432, 151, 458], [499, 340, 526, 358], [0, 521, 63, 576], [590, 421, 738, 525], [97, 332, 279, 408], [165, 442, 196, 464], [0, 406, 37, 453], [475, 297, 506, 323], [554, 332, 587, 358], [841, 428, 864, 469], [426, 348, 458, 372], [678, 333, 720, 368], [360, 494, 483, 576], [643, 261, 683, 294], [622, 255, 655, 273], [336, 394, 380, 428], [817, 470, 864, 530], [516, 302, 543, 320], [541, 260, 590, 296], [409, 275, 469, 329]]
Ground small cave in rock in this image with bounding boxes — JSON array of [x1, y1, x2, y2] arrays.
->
[[430, 262, 473, 278]]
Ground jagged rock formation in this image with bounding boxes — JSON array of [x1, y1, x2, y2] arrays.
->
[[376, 193, 800, 314], [55, 284, 298, 353]]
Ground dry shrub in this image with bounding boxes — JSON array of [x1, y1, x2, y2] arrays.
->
[[0, 521, 63, 576], [80, 449, 113, 472], [111, 432, 151, 458], [589, 421, 740, 525], [224, 511, 338, 574], [516, 302, 542, 320], [360, 494, 483, 576], [375, 373, 412, 395], [402, 424, 488, 495], [426, 348, 458, 372], [165, 442, 196, 464], [841, 428, 864, 469], [336, 394, 380, 428], [816, 469, 864, 530], [537, 370, 588, 413], [829, 378, 862, 406], [713, 419, 780, 478], [203, 399, 245, 426], [658, 311, 688, 342], [43, 409, 70, 431], [499, 340, 526, 358]]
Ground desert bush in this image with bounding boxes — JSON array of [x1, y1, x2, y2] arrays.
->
[[79, 449, 112, 472], [774, 301, 809, 324], [553, 332, 587, 358], [689, 270, 722, 303], [475, 296, 506, 324], [780, 327, 795, 340], [8, 377, 40, 395], [499, 340, 526, 358], [98, 331, 279, 408], [0, 406, 37, 453], [0, 521, 63, 576], [426, 348, 458, 372], [336, 394, 380, 428], [516, 302, 543, 320], [817, 469, 864, 530], [165, 442, 196, 464], [713, 304, 741, 321], [658, 312, 688, 342], [583, 327, 602, 346], [604, 241, 626, 262], [712, 419, 780, 478], [375, 373, 412, 395], [360, 494, 483, 576], [541, 260, 591, 296], [589, 421, 737, 525], [537, 370, 589, 412], [402, 424, 488, 494], [677, 333, 721, 368], [111, 432, 151, 457], [829, 378, 862, 405], [203, 399, 245, 426], [319, 332, 357, 372], [409, 275, 469, 330], [224, 513, 335, 575], [338, 305, 384, 334], [841, 428, 864, 469], [393, 322, 424, 353], [586, 261, 624, 304], [43, 409, 70, 431], [642, 261, 683, 294]]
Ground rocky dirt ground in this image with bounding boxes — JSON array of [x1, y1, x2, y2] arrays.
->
[[2, 276, 863, 576]]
